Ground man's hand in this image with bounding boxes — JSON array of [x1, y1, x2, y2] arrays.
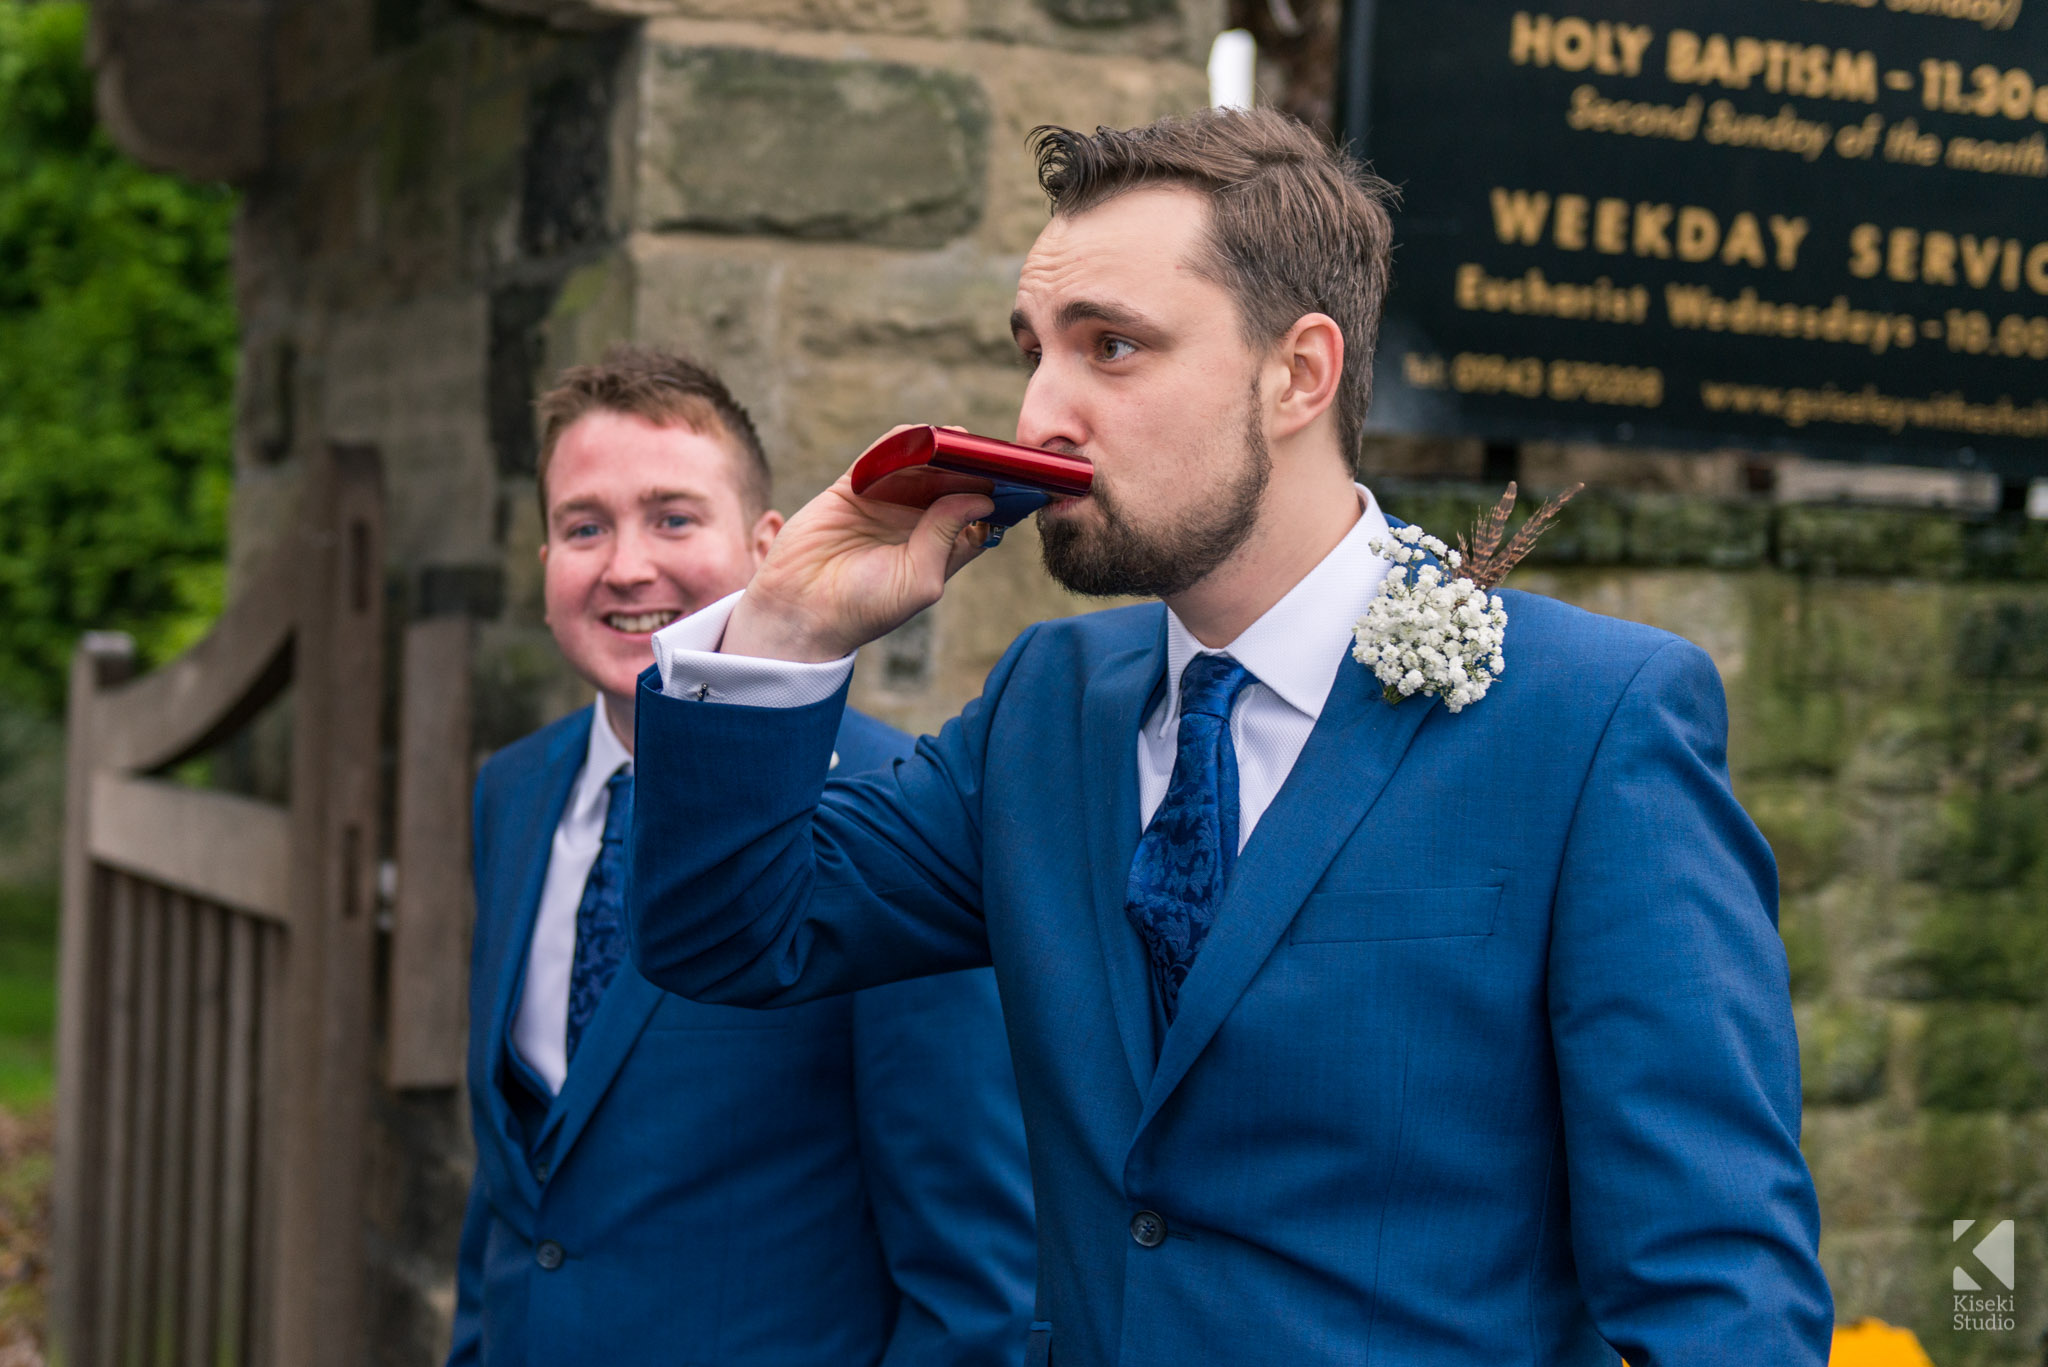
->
[[723, 428, 996, 663]]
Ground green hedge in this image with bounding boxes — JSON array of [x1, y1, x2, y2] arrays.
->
[[0, 1, 237, 715]]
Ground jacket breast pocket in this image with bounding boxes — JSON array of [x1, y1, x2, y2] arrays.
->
[[1287, 884, 1502, 945], [643, 995, 798, 1031]]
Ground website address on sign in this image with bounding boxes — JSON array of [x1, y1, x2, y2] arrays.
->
[[1700, 380, 2048, 437]]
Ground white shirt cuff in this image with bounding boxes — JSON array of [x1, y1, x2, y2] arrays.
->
[[651, 591, 856, 709]]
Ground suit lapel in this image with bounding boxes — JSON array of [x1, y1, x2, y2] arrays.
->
[[475, 717, 581, 1098], [1134, 652, 1438, 1134], [530, 965, 663, 1161], [1080, 610, 1169, 1097]]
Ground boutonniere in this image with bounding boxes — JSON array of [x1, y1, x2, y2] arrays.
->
[[1351, 482, 1584, 713]]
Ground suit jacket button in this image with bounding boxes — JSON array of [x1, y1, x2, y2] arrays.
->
[[1130, 1211, 1166, 1248], [535, 1240, 565, 1270], [533, 1159, 550, 1183]]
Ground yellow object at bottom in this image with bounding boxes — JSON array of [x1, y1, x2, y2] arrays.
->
[[1622, 1318, 1935, 1367]]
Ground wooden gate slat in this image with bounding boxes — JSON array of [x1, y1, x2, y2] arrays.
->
[[122, 883, 168, 1367], [216, 914, 260, 1367], [152, 894, 194, 1365], [95, 874, 139, 1367], [181, 902, 226, 1367]]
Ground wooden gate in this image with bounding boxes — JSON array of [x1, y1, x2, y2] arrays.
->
[[51, 447, 385, 1367]]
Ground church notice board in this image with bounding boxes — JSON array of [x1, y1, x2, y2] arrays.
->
[[1339, 0, 2048, 478]]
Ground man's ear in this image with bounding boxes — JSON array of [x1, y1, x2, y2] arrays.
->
[[751, 508, 786, 564], [1268, 312, 1344, 443]]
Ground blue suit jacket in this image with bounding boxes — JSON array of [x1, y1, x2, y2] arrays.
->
[[449, 705, 1035, 1367], [627, 590, 1832, 1367]]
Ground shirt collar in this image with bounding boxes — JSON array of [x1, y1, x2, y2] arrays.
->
[[571, 698, 634, 824], [1159, 484, 1393, 733]]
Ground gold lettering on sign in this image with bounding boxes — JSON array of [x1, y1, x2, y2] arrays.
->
[[1489, 188, 1810, 271], [1511, 12, 1656, 76], [1666, 31, 1880, 103]]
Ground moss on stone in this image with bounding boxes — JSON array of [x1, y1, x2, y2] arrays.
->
[[1909, 890, 2048, 1005], [1798, 1000, 1890, 1105], [1916, 1005, 2048, 1112], [1625, 495, 1770, 569], [1777, 506, 1968, 579], [1748, 782, 1851, 894], [1779, 898, 1832, 1000]]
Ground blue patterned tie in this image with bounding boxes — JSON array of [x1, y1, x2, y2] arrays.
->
[[566, 766, 632, 1063], [1124, 653, 1258, 1024]]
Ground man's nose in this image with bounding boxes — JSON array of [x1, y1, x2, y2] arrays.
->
[[1014, 360, 1085, 452], [603, 528, 659, 589]]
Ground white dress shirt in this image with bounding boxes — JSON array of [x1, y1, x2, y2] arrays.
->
[[651, 485, 1394, 850], [512, 701, 631, 1096]]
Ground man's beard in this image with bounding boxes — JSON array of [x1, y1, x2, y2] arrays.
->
[[1037, 385, 1272, 600]]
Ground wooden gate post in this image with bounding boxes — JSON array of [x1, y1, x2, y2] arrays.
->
[[52, 633, 137, 1367], [268, 445, 385, 1367]]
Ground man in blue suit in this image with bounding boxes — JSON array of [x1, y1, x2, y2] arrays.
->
[[448, 347, 1034, 1366], [626, 112, 1833, 1365]]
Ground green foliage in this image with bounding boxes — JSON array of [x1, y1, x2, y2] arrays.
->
[[0, 884, 54, 1109], [0, 0, 237, 715]]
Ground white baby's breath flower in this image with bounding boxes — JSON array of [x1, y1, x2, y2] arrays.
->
[[1356, 533, 1510, 714]]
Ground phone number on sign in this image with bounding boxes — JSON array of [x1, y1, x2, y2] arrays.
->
[[1450, 353, 1667, 408]]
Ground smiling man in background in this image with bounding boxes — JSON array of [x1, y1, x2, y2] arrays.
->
[[447, 346, 1034, 1367]]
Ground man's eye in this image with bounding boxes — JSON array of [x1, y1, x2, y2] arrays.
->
[[566, 523, 602, 540], [1097, 337, 1136, 362], [659, 514, 694, 531], [1018, 348, 1042, 373]]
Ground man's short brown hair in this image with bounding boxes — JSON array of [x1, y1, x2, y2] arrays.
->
[[534, 345, 773, 522], [1030, 109, 1396, 463]]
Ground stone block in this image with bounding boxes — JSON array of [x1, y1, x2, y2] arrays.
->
[[1624, 495, 1769, 569], [1516, 488, 1630, 566], [965, 0, 1223, 62], [542, 255, 640, 379], [1034, 0, 1176, 26], [1842, 708, 1951, 795], [1934, 789, 2048, 894], [1817, 1227, 1930, 1344], [1776, 505, 1968, 579], [1956, 599, 2048, 680], [1805, 1106, 1924, 1227], [1779, 897, 1831, 1000], [1746, 782, 1850, 895], [93, 1, 272, 182], [960, 42, 1208, 252], [1798, 1001, 1891, 1105], [638, 46, 989, 248], [1915, 1005, 2047, 1112], [1906, 889, 2048, 1005], [777, 356, 1027, 505], [1963, 516, 2048, 582], [784, 244, 1022, 366], [626, 239, 779, 378], [323, 293, 499, 567], [612, 0, 970, 35]]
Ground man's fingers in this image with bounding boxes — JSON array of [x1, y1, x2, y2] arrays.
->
[[915, 492, 995, 581], [946, 522, 993, 578]]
